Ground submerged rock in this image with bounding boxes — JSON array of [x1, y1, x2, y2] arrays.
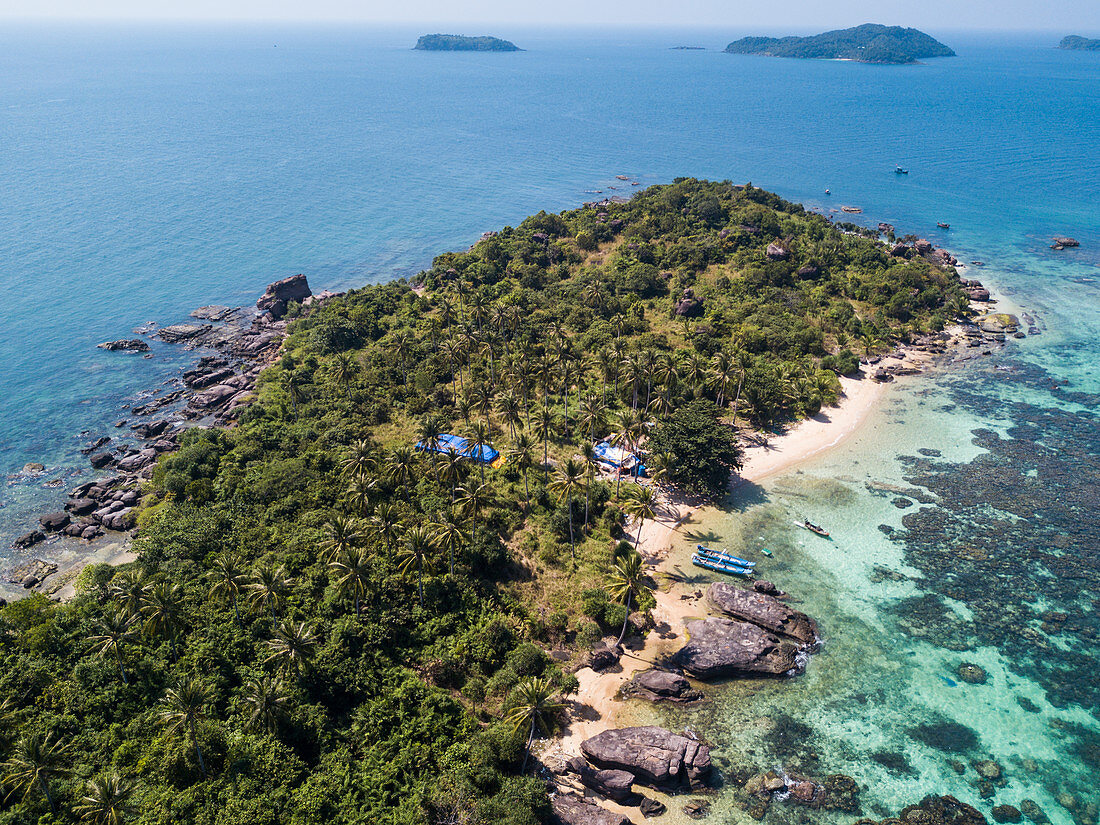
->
[[992, 806, 1022, 823], [675, 617, 806, 678], [853, 795, 987, 825], [580, 726, 711, 790], [98, 338, 150, 352], [706, 582, 818, 643], [957, 662, 988, 684]]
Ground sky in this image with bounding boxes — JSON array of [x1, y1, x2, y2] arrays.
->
[[1, 0, 1098, 31]]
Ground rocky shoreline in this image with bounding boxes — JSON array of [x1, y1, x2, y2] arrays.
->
[[4, 273, 341, 597]]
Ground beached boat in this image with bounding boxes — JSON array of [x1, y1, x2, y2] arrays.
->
[[696, 544, 755, 568], [691, 553, 753, 576], [761, 548, 773, 557], [937, 222, 950, 229], [794, 519, 830, 538]]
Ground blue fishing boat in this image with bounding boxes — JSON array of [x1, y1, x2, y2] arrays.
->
[[696, 544, 755, 568], [691, 553, 753, 577]]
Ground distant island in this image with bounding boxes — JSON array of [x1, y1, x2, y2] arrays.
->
[[414, 34, 521, 52], [1058, 35, 1100, 51], [725, 24, 955, 65], [671, 46, 706, 50]]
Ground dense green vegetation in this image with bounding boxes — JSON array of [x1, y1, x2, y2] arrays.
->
[[414, 35, 521, 52], [1058, 35, 1100, 51], [0, 179, 967, 824], [725, 24, 955, 64]]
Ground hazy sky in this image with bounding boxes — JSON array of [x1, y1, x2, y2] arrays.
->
[[2, 0, 1098, 31]]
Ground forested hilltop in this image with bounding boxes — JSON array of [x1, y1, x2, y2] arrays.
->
[[726, 24, 955, 64], [0, 180, 968, 824]]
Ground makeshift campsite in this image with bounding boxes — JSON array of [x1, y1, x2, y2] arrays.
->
[[415, 433, 500, 464], [593, 440, 646, 477]]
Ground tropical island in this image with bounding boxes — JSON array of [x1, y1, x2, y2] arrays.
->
[[0, 180, 981, 823], [414, 34, 521, 52], [1058, 35, 1100, 51], [725, 23, 956, 64]]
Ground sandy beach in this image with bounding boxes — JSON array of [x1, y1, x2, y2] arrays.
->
[[543, 370, 897, 817]]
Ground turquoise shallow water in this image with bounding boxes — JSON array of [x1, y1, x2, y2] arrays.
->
[[0, 23, 1098, 817]]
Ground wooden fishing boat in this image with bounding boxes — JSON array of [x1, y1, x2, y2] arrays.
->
[[937, 222, 950, 229], [793, 519, 830, 538], [691, 553, 752, 577]]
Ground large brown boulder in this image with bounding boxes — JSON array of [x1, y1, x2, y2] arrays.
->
[[550, 793, 630, 825], [624, 670, 703, 703], [580, 726, 711, 790], [257, 274, 311, 320], [766, 241, 790, 261], [675, 617, 805, 679], [706, 583, 818, 643]]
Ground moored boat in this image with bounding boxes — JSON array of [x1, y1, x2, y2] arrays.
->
[[696, 544, 755, 568], [794, 519, 830, 538], [895, 165, 909, 174], [691, 553, 753, 576], [937, 222, 950, 229]]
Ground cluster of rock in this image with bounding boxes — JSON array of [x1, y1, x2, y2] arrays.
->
[[854, 795, 987, 825], [742, 770, 860, 818], [550, 725, 711, 823], [674, 288, 703, 317], [6, 559, 58, 589], [17, 274, 341, 566], [889, 237, 959, 268], [674, 583, 819, 679]]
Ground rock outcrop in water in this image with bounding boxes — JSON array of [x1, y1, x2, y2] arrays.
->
[[98, 339, 150, 352], [414, 34, 521, 52], [256, 273, 312, 320], [1057, 36, 1100, 51], [707, 582, 818, 643], [675, 617, 806, 678], [622, 670, 703, 703], [580, 726, 711, 790]]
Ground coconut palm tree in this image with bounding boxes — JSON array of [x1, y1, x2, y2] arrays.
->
[[88, 608, 137, 684], [330, 352, 358, 401], [398, 525, 437, 608], [709, 350, 735, 409], [74, 773, 133, 825], [647, 451, 676, 490], [1, 732, 70, 814], [548, 458, 585, 561], [281, 370, 305, 419], [437, 447, 466, 508], [247, 564, 292, 627], [207, 552, 247, 626], [622, 484, 659, 550], [576, 393, 607, 443], [621, 352, 644, 410], [109, 568, 149, 619], [503, 677, 562, 774], [507, 433, 536, 508], [140, 580, 185, 660], [341, 439, 375, 481], [344, 474, 378, 516], [580, 442, 600, 530], [607, 548, 653, 646], [265, 620, 319, 676], [466, 419, 494, 484], [454, 482, 489, 542], [416, 415, 446, 457], [428, 513, 468, 577], [321, 514, 363, 563], [241, 675, 290, 734], [370, 502, 402, 552], [534, 406, 557, 479], [729, 348, 754, 423], [158, 677, 210, 777], [329, 546, 372, 616], [385, 445, 418, 502], [683, 351, 709, 394], [495, 391, 523, 440]]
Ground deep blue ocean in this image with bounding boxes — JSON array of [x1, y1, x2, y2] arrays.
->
[[1, 23, 1098, 821]]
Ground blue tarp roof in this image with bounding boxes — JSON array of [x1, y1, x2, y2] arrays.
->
[[415, 433, 499, 464]]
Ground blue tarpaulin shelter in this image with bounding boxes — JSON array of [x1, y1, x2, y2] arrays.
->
[[415, 433, 499, 464], [593, 440, 646, 477]]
